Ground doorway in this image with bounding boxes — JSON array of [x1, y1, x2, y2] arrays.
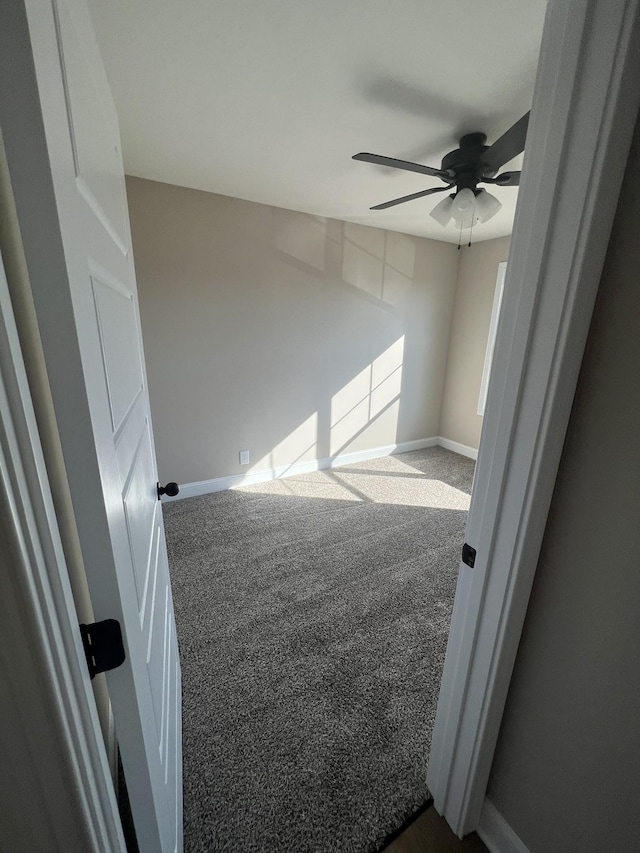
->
[[1, 1, 638, 851]]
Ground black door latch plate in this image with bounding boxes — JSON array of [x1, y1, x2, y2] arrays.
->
[[80, 619, 126, 679], [462, 542, 476, 568]]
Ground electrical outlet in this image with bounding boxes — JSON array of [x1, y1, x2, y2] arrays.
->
[[239, 450, 250, 465]]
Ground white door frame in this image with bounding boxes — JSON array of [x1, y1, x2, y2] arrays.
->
[[428, 0, 640, 837], [0, 243, 124, 850], [1, 0, 639, 845], [476, 261, 506, 418]]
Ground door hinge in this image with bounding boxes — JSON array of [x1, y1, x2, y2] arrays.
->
[[80, 619, 126, 679], [462, 542, 476, 568]]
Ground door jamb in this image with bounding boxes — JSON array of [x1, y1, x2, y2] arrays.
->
[[428, 0, 640, 837], [0, 245, 125, 850]]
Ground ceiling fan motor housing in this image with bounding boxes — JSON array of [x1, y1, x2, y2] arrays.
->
[[442, 132, 499, 191]]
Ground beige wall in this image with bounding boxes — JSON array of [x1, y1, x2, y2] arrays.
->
[[439, 236, 511, 449], [127, 177, 460, 484], [486, 122, 640, 851]]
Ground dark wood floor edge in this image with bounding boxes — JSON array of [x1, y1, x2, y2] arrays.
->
[[375, 796, 435, 852]]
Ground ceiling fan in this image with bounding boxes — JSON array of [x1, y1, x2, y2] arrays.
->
[[353, 112, 529, 229]]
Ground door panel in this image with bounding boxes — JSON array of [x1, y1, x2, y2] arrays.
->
[[55, 0, 130, 254], [18, 1, 183, 850], [143, 517, 162, 641], [91, 271, 145, 433], [121, 426, 157, 607]]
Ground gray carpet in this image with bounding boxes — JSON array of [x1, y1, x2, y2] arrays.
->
[[163, 446, 474, 852]]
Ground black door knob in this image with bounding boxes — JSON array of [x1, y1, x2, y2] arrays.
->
[[157, 482, 180, 499]]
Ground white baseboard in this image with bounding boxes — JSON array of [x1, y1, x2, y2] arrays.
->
[[163, 437, 440, 501], [436, 436, 478, 460], [165, 436, 480, 502], [478, 799, 530, 853]]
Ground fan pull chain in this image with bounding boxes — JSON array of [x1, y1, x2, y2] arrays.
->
[[457, 220, 463, 250], [468, 217, 475, 247]]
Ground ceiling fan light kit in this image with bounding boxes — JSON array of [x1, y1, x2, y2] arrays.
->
[[430, 194, 455, 227], [474, 188, 502, 223], [451, 187, 476, 224], [353, 111, 529, 236], [429, 187, 502, 229]]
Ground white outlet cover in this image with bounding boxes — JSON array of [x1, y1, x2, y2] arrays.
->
[[239, 450, 250, 465]]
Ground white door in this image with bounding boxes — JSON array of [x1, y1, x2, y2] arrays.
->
[[7, 1, 182, 851]]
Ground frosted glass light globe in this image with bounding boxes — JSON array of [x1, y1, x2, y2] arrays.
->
[[430, 194, 454, 226], [451, 188, 476, 223], [474, 189, 502, 223]]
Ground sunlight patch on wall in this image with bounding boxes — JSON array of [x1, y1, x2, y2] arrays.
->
[[342, 224, 415, 308], [330, 336, 405, 456], [250, 412, 318, 473], [386, 232, 416, 278], [370, 338, 404, 418], [342, 237, 384, 298], [273, 208, 328, 272], [330, 363, 372, 454], [381, 264, 412, 309]]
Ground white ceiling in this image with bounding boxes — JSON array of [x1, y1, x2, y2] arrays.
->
[[88, 0, 546, 244]]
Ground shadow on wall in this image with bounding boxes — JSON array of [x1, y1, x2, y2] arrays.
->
[[128, 179, 458, 485]]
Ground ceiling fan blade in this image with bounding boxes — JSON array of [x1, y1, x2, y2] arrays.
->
[[495, 170, 521, 186], [370, 185, 450, 210], [483, 112, 530, 173], [353, 152, 450, 180]]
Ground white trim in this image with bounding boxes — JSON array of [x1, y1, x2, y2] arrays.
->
[[436, 437, 478, 461], [163, 437, 440, 500], [477, 800, 531, 853], [428, 0, 640, 838], [477, 262, 507, 417], [0, 246, 125, 848]]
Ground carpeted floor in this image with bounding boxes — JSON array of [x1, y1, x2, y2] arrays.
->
[[163, 446, 475, 853]]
